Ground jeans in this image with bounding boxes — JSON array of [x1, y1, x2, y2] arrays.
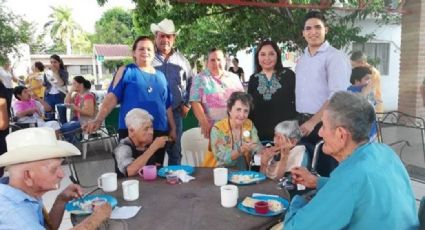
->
[[45, 93, 67, 124], [166, 107, 183, 165], [60, 120, 81, 144]]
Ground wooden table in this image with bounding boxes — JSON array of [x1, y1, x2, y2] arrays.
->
[[72, 167, 289, 230]]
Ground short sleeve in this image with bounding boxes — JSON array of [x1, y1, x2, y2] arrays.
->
[[114, 144, 135, 177], [108, 67, 129, 104], [189, 75, 203, 102]]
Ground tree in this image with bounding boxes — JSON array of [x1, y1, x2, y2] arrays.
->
[[97, 0, 399, 62], [91, 7, 136, 45], [0, 0, 31, 64], [44, 6, 82, 55]]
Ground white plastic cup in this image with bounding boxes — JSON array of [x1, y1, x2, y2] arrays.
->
[[97, 172, 117, 192], [220, 185, 238, 208], [214, 168, 228, 186], [122, 180, 139, 201]]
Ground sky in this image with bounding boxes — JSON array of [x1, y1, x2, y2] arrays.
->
[[4, 0, 135, 34]]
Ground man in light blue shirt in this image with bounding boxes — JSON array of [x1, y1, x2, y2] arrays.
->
[[0, 127, 111, 229], [284, 92, 419, 230], [295, 11, 351, 176], [151, 18, 193, 165]]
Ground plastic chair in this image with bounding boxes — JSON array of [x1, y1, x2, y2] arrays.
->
[[181, 127, 209, 166]]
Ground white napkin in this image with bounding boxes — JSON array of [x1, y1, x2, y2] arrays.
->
[[174, 170, 195, 183], [110, 206, 141, 219]]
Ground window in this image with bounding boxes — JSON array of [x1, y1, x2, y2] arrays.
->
[[352, 43, 390, 75], [80, 65, 92, 75]]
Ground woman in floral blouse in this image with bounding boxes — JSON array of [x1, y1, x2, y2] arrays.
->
[[248, 40, 297, 142], [190, 48, 244, 139], [204, 92, 262, 169]]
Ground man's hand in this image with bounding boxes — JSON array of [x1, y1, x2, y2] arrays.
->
[[168, 128, 177, 141], [291, 167, 318, 189], [150, 136, 168, 152], [180, 104, 190, 118], [92, 202, 112, 220], [300, 119, 316, 136], [57, 184, 83, 203]]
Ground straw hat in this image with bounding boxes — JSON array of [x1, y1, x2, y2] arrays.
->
[[0, 127, 80, 167], [150, 18, 180, 35]]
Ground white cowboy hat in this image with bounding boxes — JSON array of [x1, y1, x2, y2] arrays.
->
[[0, 127, 80, 167], [150, 18, 180, 35]]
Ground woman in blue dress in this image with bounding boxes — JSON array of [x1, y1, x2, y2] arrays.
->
[[85, 36, 176, 166]]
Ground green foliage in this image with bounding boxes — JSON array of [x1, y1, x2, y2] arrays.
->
[[0, 0, 31, 64], [98, 0, 399, 62], [44, 5, 89, 54], [91, 7, 136, 45]]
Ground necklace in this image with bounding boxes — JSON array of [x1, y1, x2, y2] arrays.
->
[[228, 118, 242, 151], [138, 67, 156, 94]]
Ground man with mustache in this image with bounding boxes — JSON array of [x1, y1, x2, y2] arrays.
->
[[151, 18, 193, 166], [295, 11, 351, 177]]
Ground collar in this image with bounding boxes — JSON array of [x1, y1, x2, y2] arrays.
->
[[0, 177, 40, 204], [155, 49, 175, 60], [304, 41, 330, 57]]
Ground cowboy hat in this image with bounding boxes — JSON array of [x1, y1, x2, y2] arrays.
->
[[0, 127, 80, 167], [150, 18, 180, 35]]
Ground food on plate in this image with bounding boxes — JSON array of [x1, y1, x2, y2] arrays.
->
[[230, 174, 260, 184], [165, 169, 187, 176], [72, 197, 107, 212], [241, 197, 283, 213]]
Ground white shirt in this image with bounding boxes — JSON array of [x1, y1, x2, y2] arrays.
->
[[0, 67, 13, 89]]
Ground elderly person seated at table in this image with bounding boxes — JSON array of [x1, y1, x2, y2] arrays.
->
[[0, 127, 112, 229], [260, 120, 308, 180], [12, 86, 61, 132], [283, 92, 419, 229], [203, 92, 261, 169], [114, 108, 168, 177]]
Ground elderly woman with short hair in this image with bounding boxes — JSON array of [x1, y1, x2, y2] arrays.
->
[[260, 120, 308, 179], [203, 91, 261, 170], [284, 92, 418, 229], [113, 108, 168, 177]]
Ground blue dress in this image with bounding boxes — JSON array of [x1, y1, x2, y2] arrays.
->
[[109, 63, 173, 132], [284, 143, 419, 230]]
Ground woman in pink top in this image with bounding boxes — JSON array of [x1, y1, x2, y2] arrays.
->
[[60, 76, 96, 143]]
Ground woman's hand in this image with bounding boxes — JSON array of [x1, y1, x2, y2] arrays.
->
[[260, 146, 279, 166], [200, 119, 211, 139], [149, 136, 168, 152], [83, 119, 102, 133], [291, 167, 318, 189], [240, 141, 257, 157], [275, 134, 295, 156]]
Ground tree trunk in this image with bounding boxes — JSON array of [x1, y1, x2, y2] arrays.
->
[[66, 37, 72, 55]]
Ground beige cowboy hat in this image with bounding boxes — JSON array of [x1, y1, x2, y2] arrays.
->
[[0, 127, 80, 167], [150, 18, 180, 35]]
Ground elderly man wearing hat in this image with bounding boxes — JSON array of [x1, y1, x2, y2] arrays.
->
[[151, 18, 193, 165], [0, 127, 111, 229]]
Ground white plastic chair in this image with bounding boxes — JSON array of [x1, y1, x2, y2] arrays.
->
[[181, 127, 209, 166]]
